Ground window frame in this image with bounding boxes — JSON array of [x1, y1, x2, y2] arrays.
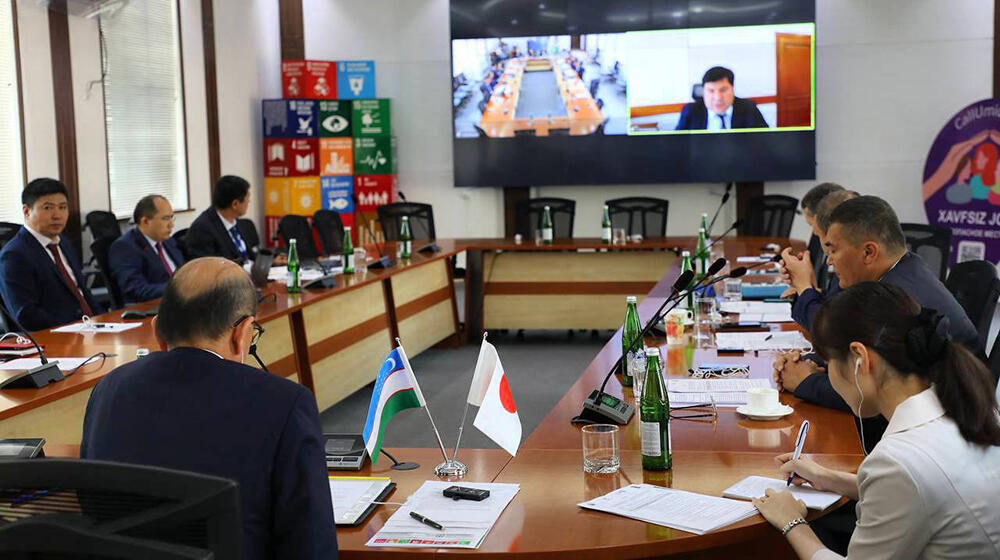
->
[[5, 0, 26, 207], [99, 0, 192, 221]]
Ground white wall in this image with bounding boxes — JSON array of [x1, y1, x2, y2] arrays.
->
[[304, 0, 993, 242]]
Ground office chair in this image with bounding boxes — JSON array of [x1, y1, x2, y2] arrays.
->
[[237, 219, 260, 257], [514, 129, 537, 137], [276, 215, 320, 260], [0, 222, 20, 250], [945, 260, 1000, 351], [376, 202, 436, 242], [588, 78, 600, 98], [901, 223, 952, 282], [743, 195, 798, 238], [312, 209, 345, 255], [990, 330, 1000, 386], [548, 128, 570, 136], [84, 210, 122, 242], [606, 197, 669, 238], [515, 197, 575, 239], [91, 236, 124, 310], [0, 459, 241, 559], [171, 228, 190, 261]]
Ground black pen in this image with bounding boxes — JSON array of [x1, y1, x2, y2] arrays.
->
[[409, 511, 444, 530], [764, 334, 773, 341]]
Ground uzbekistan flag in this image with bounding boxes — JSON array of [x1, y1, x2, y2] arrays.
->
[[362, 346, 426, 463]]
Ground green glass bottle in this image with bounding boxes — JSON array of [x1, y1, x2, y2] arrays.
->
[[400, 216, 412, 259], [541, 205, 553, 245], [640, 347, 671, 470], [343, 226, 355, 274], [286, 238, 301, 293], [680, 250, 694, 309], [700, 212, 710, 237], [621, 295, 642, 387], [695, 227, 708, 280], [601, 205, 612, 244]]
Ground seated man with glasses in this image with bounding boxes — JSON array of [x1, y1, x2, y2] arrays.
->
[[81, 257, 338, 559], [109, 195, 185, 303]]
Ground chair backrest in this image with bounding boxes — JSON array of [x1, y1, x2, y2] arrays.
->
[[0, 459, 241, 559], [236, 219, 260, 254], [901, 223, 952, 282], [85, 210, 122, 242], [91, 236, 124, 309], [171, 228, 189, 261], [808, 234, 833, 292], [743, 195, 798, 238], [606, 197, 669, 238], [0, 222, 20, 250], [514, 197, 576, 238], [276, 215, 320, 259], [945, 259, 1000, 351], [376, 202, 436, 242], [312, 209, 345, 255]]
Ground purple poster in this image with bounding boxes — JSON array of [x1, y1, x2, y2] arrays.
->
[[923, 98, 1000, 266]]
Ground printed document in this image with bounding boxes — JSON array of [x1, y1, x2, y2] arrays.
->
[[579, 484, 758, 535], [715, 331, 811, 351]]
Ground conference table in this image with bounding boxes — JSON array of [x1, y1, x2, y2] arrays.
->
[[15, 236, 864, 558]]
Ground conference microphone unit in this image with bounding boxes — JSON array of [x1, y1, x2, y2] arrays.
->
[[351, 194, 395, 270], [707, 182, 734, 234], [0, 302, 64, 390]]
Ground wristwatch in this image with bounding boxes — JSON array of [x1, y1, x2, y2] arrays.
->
[[781, 517, 808, 535]]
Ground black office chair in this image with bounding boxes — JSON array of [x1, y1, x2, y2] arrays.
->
[[376, 202, 436, 241], [743, 195, 798, 238], [606, 197, 669, 238], [276, 215, 320, 260], [596, 98, 604, 110], [514, 129, 537, 137], [901, 223, 952, 282], [91, 236, 124, 310], [312, 209, 345, 255], [237, 219, 260, 257], [515, 197, 576, 239], [0, 459, 241, 559], [945, 260, 1000, 351], [171, 228, 190, 261], [84, 210, 122, 242], [0, 221, 20, 250], [548, 128, 570, 136]]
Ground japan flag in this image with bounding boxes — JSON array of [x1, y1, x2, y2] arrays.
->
[[473, 359, 521, 456]]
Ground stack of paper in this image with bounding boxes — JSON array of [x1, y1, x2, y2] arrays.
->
[[366, 481, 519, 549], [667, 378, 771, 407], [330, 476, 394, 525], [715, 331, 811, 352], [719, 301, 793, 323], [267, 267, 332, 283], [52, 322, 143, 334], [722, 476, 842, 510], [578, 484, 759, 535]]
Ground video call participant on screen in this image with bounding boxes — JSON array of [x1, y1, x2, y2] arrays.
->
[[81, 257, 337, 560], [187, 175, 258, 263], [109, 195, 185, 303], [755, 283, 1000, 560], [675, 66, 769, 131], [0, 178, 105, 331]]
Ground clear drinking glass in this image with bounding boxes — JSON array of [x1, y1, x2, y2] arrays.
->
[[695, 297, 718, 348], [353, 248, 367, 275], [612, 228, 627, 246], [723, 278, 743, 302], [629, 348, 648, 408], [582, 424, 620, 474]]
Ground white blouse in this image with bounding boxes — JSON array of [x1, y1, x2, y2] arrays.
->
[[812, 388, 1000, 560]]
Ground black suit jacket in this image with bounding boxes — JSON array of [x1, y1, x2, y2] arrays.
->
[[675, 97, 768, 130], [186, 208, 249, 262], [0, 227, 105, 331], [81, 348, 338, 559], [109, 228, 186, 303]]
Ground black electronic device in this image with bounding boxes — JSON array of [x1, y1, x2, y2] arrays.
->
[[323, 434, 369, 470], [250, 249, 275, 288], [120, 310, 146, 320], [304, 274, 338, 289], [580, 390, 634, 425], [718, 320, 764, 329], [443, 486, 491, 501], [0, 299, 63, 390], [0, 437, 45, 459]]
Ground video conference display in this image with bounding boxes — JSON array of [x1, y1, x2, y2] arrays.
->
[[450, 0, 817, 187]]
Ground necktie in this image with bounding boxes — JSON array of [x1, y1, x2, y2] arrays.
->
[[229, 225, 249, 260], [46, 243, 93, 316], [718, 114, 727, 130], [155, 242, 173, 275]]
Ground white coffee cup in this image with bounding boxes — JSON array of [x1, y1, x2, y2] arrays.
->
[[746, 387, 781, 412]]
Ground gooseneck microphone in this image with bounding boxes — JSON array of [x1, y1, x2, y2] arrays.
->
[[0, 301, 65, 389], [708, 219, 743, 246], [706, 182, 734, 235]]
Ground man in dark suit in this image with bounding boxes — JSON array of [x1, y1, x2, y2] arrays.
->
[[186, 175, 256, 263], [675, 66, 769, 131], [81, 257, 337, 559], [109, 195, 185, 303], [0, 178, 105, 331]]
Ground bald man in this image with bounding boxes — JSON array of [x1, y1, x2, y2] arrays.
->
[[81, 258, 338, 559]]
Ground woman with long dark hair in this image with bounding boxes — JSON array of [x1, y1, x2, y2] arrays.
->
[[754, 282, 1000, 559]]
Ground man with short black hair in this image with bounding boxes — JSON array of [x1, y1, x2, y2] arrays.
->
[[0, 178, 104, 331], [186, 175, 256, 262], [109, 195, 185, 303], [81, 257, 337, 559], [675, 66, 769, 130]]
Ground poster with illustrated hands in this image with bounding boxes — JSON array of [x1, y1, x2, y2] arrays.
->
[[923, 99, 1000, 266]]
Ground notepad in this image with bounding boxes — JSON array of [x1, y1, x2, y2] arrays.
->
[[51, 322, 143, 333], [667, 378, 771, 407], [330, 476, 395, 526], [722, 476, 842, 510], [715, 331, 811, 352], [579, 484, 759, 535]]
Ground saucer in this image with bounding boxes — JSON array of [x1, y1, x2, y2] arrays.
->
[[736, 404, 794, 421]]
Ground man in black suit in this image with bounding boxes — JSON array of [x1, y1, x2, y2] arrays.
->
[[109, 195, 185, 303], [675, 66, 769, 131], [0, 178, 104, 331], [81, 257, 337, 559], [186, 175, 256, 263]]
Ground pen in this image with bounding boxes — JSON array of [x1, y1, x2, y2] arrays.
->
[[409, 511, 444, 530], [786, 420, 810, 486], [764, 334, 773, 341]]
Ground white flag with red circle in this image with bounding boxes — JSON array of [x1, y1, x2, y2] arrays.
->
[[472, 351, 521, 456]]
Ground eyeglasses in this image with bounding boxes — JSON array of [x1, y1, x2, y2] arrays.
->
[[232, 315, 265, 348], [670, 395, 719, 421]]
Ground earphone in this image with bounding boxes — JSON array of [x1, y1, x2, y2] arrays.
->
[[853, 356, 867, 455]]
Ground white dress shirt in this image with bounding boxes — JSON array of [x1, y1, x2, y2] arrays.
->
[[812, 388, 1000, 560], [706, 104, 734, 131], [143, 232, 175, 273], [23, 223, 78, 287]]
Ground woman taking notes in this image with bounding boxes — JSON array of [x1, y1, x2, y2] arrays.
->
[[753, 282, 1000, 559]]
